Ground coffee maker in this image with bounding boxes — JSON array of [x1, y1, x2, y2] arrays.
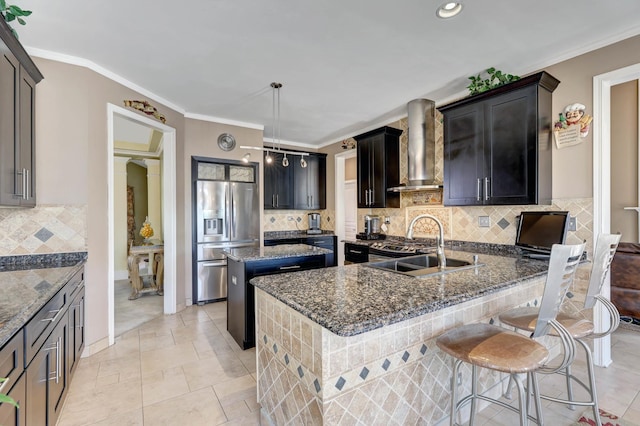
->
[[307, 213, 321, 234], [357, 215, 384, 240]]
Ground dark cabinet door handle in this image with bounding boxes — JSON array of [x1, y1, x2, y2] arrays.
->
[[484, 177, 490, 201]]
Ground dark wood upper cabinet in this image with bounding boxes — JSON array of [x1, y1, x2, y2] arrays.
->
[[0, 19, 43, 207], [355, 126, 401, 208], [439, 71, 559, 206], [264, 150, 326, 210], [293, 153, 326, 210], [263, 151, 294, 210]]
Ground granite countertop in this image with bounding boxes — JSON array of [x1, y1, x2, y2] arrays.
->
[[343, 238, 520, 257], [225, 244, 332, 262], [0, 252, 87, 348], [251, 250, 549, 337], [264, 231, 335, 240]]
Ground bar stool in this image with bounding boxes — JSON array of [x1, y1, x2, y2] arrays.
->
[[436, 243, 585, 426], [499, 234, 620, 426]]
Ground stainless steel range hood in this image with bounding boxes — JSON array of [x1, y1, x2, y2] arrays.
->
[[387, 99, 443, 192]]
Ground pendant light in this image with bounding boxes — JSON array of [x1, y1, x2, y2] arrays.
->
[[239, 82, 310, 163]]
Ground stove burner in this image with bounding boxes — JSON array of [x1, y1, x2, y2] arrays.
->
[[368, 241, 437, 257]]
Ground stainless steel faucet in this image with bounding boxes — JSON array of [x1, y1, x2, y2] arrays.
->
[[406, 214, 447, 269]]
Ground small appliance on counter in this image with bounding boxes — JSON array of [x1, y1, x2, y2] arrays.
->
[[307, 212, 322, 234], [356, 215, 385, 240]]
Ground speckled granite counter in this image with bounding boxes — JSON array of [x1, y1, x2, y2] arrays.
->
[[251, 250, 547, 337], [224, 244, 331, 262], [252, 250, 553, 425], [0, 252, 87, 348], [264, 231, 335, 240]]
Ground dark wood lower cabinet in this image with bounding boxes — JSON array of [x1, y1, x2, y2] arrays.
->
[[227, 254, 326, 349], [26, 315, 69, 426], [0, 266, 85, 426], [68, 286, 85, 375]]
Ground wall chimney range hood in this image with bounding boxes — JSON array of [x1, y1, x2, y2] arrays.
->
[[387, 98, 443, 192]]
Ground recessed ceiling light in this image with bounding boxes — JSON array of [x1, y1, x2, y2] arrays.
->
[[436, 2, 463, 19]]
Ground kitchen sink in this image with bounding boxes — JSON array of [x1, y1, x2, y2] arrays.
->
[[366, 254, 483, 277]]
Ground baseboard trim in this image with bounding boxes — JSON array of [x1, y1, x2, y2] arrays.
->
[[82, 336, 110, 358]]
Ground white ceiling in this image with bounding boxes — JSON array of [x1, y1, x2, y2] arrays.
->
[[17, 0, 640, 147]]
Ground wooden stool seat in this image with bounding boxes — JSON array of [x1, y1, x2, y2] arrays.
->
[[500, 307, 594, 339], [437, 323, 549, 373]]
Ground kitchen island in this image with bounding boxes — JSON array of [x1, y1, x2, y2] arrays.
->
[[250, 250, 557, 425], [224, 244, 332, 349]]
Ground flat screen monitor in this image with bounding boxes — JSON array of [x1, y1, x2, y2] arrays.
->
[[515, 211, 570, 255]]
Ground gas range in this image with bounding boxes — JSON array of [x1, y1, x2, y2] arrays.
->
[[368, 241, 435, 259]]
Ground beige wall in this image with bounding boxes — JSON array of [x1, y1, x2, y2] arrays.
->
[[610, 80, 639, 242], [31, 58, 187, 349], [545, 34, 640, 198]]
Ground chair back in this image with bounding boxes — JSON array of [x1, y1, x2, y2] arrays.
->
[[533, 242, 586, 338], [584, 233, 621, 309]]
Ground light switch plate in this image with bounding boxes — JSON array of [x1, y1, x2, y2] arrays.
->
[[568, 216, 577, 231], [478, 216, 490, 227]]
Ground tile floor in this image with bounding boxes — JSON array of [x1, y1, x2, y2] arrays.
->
[[59, 303, 640, 426], [114, 279, 163, 337]]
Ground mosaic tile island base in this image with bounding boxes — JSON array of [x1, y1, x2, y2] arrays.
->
[[251, 250, 580, 425]]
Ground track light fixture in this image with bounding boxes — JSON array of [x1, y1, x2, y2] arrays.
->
[[241, 153, 251, 163], [239, 82, 310, 165]]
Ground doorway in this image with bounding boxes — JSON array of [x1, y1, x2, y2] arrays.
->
[[334, 149, 358, 265], [593, 62, 640, 366], [107, 103, 177, 345]]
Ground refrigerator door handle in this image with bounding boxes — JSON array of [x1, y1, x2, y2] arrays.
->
[[227, 186, 232, 241], [201, 261, 227, 267]]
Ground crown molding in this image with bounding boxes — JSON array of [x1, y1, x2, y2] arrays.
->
[[27, 47, 186, 114], [184, 112, 263, 130]]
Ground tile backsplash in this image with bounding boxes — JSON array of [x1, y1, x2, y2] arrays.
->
[[263, 210, 335, 233], [363, 197, 593, 253], [0, 205, 87, 255]]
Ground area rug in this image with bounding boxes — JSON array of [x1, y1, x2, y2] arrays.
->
[[575, 408, 638, 426]]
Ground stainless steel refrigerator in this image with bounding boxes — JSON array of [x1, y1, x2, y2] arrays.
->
[[194, 180, 259, 304]]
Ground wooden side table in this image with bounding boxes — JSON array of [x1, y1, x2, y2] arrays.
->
[[127, 241, 164, 300]]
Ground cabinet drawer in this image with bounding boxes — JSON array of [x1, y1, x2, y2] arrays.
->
[[248, 255, 325, 277], [264, 238, 300, 246], [306, 237, 333, 246], [66, 268, 85, 301], [0, 330, 24, 390], [24, 285, 68, 366], [345, 243, 368, 263]]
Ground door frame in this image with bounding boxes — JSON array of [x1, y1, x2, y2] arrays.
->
[[334, 149, 358, 266], [593, 62, 640, 366], [107, 103, 177, 345]]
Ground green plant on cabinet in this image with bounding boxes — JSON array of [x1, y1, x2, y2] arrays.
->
[[467, 67, 520, 96], [0, 0, 31, 38]]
